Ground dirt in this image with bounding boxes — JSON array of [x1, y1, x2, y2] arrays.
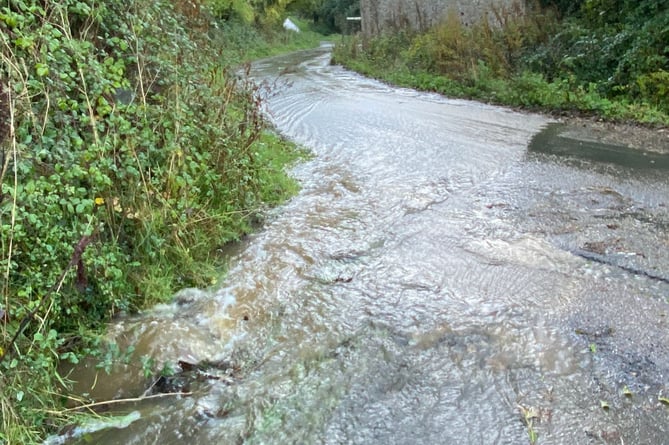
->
[[558, 117, 669, 154]]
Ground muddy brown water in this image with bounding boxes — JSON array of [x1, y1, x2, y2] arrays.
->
[[57, 44, 669, 445]]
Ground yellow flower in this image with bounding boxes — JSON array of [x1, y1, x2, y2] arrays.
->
[[94, 197, 105, 206]]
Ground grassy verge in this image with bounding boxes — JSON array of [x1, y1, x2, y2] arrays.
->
[[333, 3, 669, 126], [337, 55, 669, 125], [0, 1, 320, 443]]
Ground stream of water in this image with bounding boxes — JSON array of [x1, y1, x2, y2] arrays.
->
[[61, 44, 669, 445]]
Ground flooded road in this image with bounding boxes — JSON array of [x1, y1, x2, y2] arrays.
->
[[63, 45, 669, 444]]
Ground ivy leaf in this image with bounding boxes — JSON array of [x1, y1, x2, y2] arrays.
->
[[35, 63, 49, 77], [0, 12, 20, 28], [15, 36, 34, 49]]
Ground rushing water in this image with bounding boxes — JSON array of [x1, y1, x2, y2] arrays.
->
[[61, 44, 669, 445]]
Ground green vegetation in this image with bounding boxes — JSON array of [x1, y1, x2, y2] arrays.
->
[[289, 0, 360, 34], [217, 16, 330, 63], [0, 0, 326, 443], [518, 404, 539, 445], [333, 0, 669, 125]]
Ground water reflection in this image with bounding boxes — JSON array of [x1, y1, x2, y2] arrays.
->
[[530, 123, 669, 170]]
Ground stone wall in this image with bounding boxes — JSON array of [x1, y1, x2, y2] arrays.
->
[[360, 0, 523, 37]]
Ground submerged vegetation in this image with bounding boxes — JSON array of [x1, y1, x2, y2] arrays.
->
[[0, 0, 329, 442], [334, 0, 669, 125]]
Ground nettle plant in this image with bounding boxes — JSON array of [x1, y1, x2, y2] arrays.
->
[[0, 0, 270, 367]]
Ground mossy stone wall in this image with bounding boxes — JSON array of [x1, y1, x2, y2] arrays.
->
[[360, 0, 522, 36]]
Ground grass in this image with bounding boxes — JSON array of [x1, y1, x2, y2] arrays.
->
[[335, 45, 669, 126]]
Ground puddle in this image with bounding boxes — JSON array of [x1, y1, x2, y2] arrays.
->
[[530, 123, 669, 170]]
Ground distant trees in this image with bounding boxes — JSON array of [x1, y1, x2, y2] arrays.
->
[[310, 0, 360, 33], [209, 0, 302, 24], [206, 0, 360, 33]]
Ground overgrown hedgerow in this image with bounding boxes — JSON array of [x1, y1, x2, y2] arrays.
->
[[0, 0, 307, 442]]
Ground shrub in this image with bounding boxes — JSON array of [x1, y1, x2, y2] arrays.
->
[[0, 0, 305, 441]]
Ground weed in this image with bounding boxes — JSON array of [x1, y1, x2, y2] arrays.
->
[[518, 404, 539, 445]]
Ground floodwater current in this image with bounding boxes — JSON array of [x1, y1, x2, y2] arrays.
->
[[61, 44, 669, 445]]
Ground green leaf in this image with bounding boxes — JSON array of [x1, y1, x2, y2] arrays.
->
[[14, 36, 34, 49], [16, 390, 24, 402], [36, 63, 49, 77], [660, 396, 669, 405], [60, 352, 80, 364], [0, 12, 19, 28]]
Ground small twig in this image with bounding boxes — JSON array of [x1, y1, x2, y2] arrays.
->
[[45, 391, 193, 414], [78, 67, 100, 148], [2, 76, 19, 329]]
